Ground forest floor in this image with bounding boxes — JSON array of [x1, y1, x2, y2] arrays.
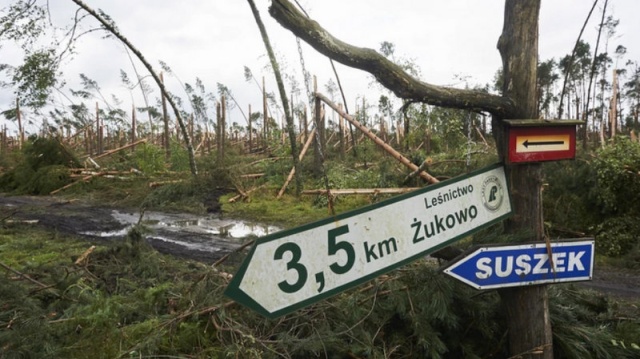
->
[[2, 193, 640, 300]]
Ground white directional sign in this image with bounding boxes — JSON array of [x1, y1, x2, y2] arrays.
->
[[225, 164, 512, 318]]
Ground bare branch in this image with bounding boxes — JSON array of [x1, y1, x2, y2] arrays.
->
[[269, 0, 515, 117]]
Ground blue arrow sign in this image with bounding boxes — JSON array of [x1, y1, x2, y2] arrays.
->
[[443, 240, 594, 290]]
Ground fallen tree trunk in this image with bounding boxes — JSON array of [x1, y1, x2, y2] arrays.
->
[[149, 180, 184, 188], [228, 184, 267, 203], [316, 93, 439, 184], [94, 139, 147, 160], [50, 172, 106, 195], [302, 188, 420, 195]]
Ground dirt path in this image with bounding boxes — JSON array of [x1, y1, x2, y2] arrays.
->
[[0, 194, 266, 264], [2, 194, 639, 299]]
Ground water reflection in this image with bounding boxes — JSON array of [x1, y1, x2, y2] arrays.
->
[[81, 210, 281, 251]]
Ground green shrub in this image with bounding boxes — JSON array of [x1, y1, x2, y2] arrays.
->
[[25, 165, 72, 195], [543, 158, 598, 233], [544, 138, 640, 258], [591, 137, 640, 216], [0, 137, 79, 194], [22, 136, 81, 169], [594, 216, 640, 256], [590, 138, 640, 257], [168, 141, 191, 172], [132, 143, 166, 173]]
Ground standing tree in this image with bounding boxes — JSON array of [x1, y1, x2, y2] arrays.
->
[[247, 0, 302, 196], [624, 61, 640, 132], [269, 0, 551, 357]]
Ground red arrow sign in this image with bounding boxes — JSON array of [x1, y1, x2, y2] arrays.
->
[[507, 126, 576, 164]]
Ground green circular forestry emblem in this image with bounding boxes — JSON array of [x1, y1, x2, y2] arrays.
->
[[481, 175, 504, 211]]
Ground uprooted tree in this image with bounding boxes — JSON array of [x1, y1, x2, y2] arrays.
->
[[269, 0, 550, 357]]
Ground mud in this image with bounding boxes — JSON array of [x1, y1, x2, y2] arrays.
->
[[0, 194, 279, 264]]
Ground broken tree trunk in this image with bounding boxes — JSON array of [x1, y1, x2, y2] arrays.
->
[[229, 184, 267, 203], [94, 139, 147, 160], [302, 188, 420, 195], [50, 172, 106, 195], [277, 128, 316, 198], [316, 93, 439, 184], [495, 2, 553, 357]]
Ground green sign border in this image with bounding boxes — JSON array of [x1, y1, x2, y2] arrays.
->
[[224, 162, 513, 318]]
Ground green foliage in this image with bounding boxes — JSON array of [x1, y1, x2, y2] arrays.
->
[[543, 158, 599, 232], [550, 286, 640, 359], [10, 48, 60, 110], [594, 217, 640, 257], [23, 136, 80, 169], [0, 225, 223, 358], [22, 164, 72, 195], [168, 140, 191, 172], [141, 179, 205, 213], [544, 138, 640, 257], [591, 137, 640, 216], [0, 137, 80, 194], [324, 161, 387, 189], [131, 142, 166, 173], [0, 1, 47, 48], [222, 189, 335, 227], [595, 138, 640, 260]]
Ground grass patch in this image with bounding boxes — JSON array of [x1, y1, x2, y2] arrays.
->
[[0, 225, 88, 269], [221, 187, 376, 228]]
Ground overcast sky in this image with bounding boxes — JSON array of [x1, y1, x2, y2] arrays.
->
[[2, 0, 639, 134]]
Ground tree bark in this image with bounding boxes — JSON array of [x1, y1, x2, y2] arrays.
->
[[496, 1, 552, 358], [16, 98, 23, 149], [160, 72, 171, 160]]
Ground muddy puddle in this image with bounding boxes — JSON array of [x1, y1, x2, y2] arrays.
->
[[82, 210, 281, 257], [1, 195, 284, 262]]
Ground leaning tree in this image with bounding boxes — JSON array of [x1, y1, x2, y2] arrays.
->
[[269, 0, 551, 357]]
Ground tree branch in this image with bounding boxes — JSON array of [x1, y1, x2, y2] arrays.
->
[[269, 0, 515, 117]]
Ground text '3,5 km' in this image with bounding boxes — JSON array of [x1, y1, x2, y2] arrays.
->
[[225, 163, 512, 318]]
